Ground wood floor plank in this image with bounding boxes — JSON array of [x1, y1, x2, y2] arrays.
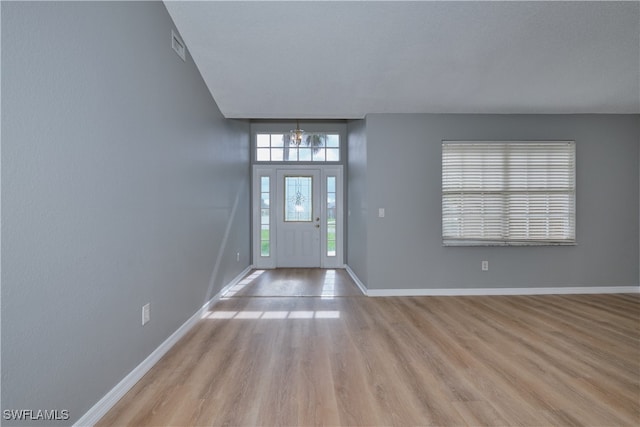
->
[[452, 400, 511, 426], [97, 270, 640, 426]]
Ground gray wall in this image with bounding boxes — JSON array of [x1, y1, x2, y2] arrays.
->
[[1, 2, 250, 425], [346, 119, 368, 284], [350, 114, 639, 290]]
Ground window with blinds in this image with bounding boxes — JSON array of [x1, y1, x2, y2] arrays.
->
[[442, 141, 576, 246]]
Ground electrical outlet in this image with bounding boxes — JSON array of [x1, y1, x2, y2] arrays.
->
[[481, 261, 489, 271], [142, 303, 150, 325]]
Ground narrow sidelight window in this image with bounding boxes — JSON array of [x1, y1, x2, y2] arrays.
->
[[260, 176, 270, 256], [327, 176, 337, 256]]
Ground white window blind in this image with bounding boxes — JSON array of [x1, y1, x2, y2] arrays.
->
[[442, 141, 576, 246]]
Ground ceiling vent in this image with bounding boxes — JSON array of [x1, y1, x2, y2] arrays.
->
[[171, 29, 186, 62]]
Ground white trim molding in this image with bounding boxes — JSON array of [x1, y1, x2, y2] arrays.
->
[[344, 265, 368, 296], [342, 266, 639, 297], [366, 285, 640, 297], [252, 165, 344, 269], [74, 265, 253, 427]]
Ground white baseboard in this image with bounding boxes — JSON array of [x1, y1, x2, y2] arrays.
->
[[344, 265, 367, 296], [366, 285, 640, 297], [341, 265, 638, 297], [74, 265, 253, 427], [342, 265, 639, 297]]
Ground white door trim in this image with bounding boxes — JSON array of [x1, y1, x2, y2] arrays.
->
[[252, 165, 343, 268]]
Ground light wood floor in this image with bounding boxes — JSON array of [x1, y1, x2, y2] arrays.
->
[[98, 269, 640, 426]]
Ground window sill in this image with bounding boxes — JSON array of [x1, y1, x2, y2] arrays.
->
[[443, 240, 576, 247]]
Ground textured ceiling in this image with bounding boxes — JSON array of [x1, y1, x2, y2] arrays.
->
[[164, 1, 640, 119]]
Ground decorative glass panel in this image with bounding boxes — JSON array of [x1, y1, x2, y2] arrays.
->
[[327, 176, 336, 256], [285, 176, 312, 221], [260, 176, 270, 256]]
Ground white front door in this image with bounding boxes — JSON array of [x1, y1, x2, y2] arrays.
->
[[276, 169, 321, 267], [252, 165, 343, 269]]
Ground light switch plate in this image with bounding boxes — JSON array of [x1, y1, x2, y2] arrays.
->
[[142, 303, 150, 325]]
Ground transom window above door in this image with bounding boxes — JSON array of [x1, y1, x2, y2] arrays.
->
[[256, 133, 340, 162]]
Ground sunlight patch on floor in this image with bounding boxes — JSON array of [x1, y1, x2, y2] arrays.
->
[[321, 269, 337, 299], [203, 310, 341, 320], [221, 270, 265, 299]]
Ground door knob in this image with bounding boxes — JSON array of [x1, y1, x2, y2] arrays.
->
[[315, 224, 320, 228], [315, 217, 320, 221]]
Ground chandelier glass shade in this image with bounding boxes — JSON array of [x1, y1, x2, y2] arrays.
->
[[289, 120, 304, 146]]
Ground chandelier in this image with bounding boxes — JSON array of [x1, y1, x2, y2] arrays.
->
[[289, 120, 304, 146]]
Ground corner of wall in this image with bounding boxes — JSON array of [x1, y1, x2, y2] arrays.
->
[[346, 119, 368, 286]]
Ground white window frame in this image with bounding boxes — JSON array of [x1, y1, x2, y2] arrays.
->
[[252, 165, 343, 268], [251, 121, 346, 165], [442, 140, 576, 246]]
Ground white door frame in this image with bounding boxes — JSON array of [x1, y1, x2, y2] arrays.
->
[[252, 165, 343, 268]]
